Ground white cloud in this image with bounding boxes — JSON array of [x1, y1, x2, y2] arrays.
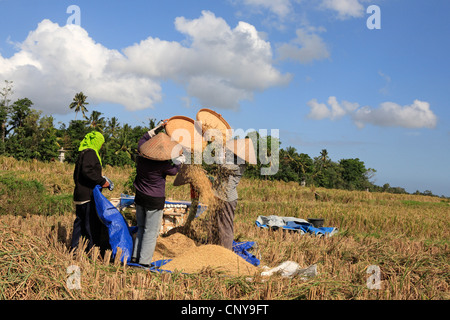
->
[[307, 98, 331, 120], [241, 0, 293, 18], [1, 20, 161, 113], [0, 11, 290, 114], [307, 96, 356, 120], [353, 100, 438, 129], [277, 26, 330, 64], [320, 0, 365, 19], [307, 97, 438, 129], [124, 11, 291, 109]]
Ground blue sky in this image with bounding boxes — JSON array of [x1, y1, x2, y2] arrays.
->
[[0, 0, 449, 196]]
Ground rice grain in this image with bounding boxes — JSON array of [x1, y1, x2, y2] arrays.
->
[[162, 244, 259, 277]]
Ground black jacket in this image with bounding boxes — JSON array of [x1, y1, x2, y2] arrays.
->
[[73, 149, 106, 202]]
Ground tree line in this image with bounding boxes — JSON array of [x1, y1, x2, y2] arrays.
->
[[0, 81, 443, 197], [0, 82, 153, 167]]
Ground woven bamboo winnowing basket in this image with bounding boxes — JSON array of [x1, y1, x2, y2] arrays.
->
[[196, 108, 232, 144], [165, 116, 207, 153]]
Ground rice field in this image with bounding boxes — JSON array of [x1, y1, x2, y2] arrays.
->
[[0, 156, 448, 301]]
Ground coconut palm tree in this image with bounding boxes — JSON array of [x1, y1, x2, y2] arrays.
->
[[106, 117, 120, 140], [114, 123, 134, 159], [319, 149, 330, 168], [87, 110, 105, 133], [69, 92, 89, 120]]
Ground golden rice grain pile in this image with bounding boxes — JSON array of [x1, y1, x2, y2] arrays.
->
[[152, 232, 197, 262], [162, 244, 259, 277]]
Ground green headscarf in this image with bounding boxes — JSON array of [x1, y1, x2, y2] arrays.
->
[[79, 131, 105, 165]]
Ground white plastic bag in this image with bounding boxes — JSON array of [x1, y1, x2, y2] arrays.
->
[[261, 261, 318, 279]]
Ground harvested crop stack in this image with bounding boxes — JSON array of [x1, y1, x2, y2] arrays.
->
[[162, 244, 259, 277]]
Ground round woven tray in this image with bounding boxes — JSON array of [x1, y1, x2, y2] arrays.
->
[[165, 116, 206, 152], [196, 108, 232, 143]]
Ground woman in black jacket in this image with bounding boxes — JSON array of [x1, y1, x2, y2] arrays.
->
[[71, 131, 111, 253]]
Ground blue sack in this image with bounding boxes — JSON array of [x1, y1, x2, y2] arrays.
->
[[93, 185, 133, 263], [232, 241, 260, 266]]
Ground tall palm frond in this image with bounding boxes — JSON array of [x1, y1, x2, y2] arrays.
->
[[69, 92, 89, 120]]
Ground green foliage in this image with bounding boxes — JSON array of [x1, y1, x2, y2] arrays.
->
[[0, 174, 73, 216], [123, 167, 137, 195], [244, 135, 380, 193]]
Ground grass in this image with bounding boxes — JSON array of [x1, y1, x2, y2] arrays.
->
[[0, 156, 448, 300]]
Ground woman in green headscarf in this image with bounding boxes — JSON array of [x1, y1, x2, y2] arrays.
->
[[78, 131, 105, 165], [71, 131, 111, 253]]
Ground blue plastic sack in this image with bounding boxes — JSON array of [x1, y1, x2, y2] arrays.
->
[[93, 185, 133, 263], [232, 241, 260, 266]]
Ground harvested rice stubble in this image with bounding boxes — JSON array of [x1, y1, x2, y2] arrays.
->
[[162, 244, 260, 277]]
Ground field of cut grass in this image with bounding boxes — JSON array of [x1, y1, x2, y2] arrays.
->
[[0, 156, 448, 300]]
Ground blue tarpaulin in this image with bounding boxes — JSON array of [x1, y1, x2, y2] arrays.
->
[[255, 215, 338, 237], [93, 185, 134, 263]]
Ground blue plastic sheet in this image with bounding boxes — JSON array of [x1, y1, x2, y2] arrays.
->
[[93, 185, 133, 263], [255, 215, 338, 237], [128, 259, 172, 273]]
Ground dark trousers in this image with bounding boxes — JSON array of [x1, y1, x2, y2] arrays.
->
[[215, 199, 238, 250], [71, 201, 110, 253]]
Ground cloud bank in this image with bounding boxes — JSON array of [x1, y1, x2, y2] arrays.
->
[[0, 11, 290, 114], [307, 96, 438, 129]]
